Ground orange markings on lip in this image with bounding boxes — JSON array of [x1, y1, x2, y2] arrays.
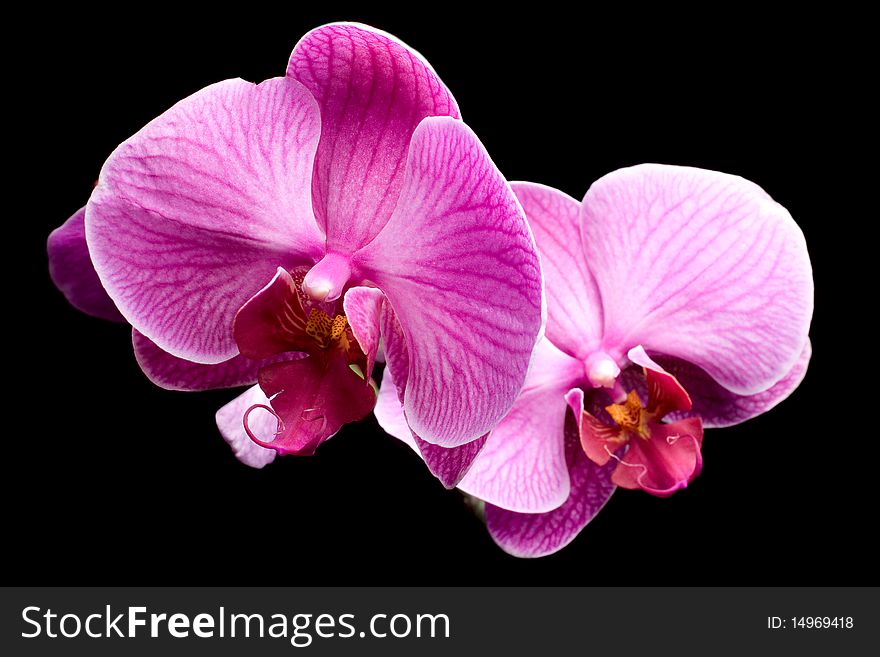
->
[[304, 308, 349, 350], [605, 390, 651, 440]]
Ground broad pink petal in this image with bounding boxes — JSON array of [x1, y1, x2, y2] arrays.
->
[[459, 339, 583, 513], [252, 354, 376, 455], [581, 164, 813, 395], [485, 424, 617, 558], [87, 77, 325, 364], [47, 207, 124, 322], [357, 117, 544, 447], [656, 340, 812, 428], [612, 417, 704, 496], [287, 23, 459, 251], [510, 183, 602, 359], [343, 286, 385, 380], [215, 385, 276, 469], [133, 328, 298, 392]]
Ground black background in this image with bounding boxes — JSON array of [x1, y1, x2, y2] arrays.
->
[[11, 5, 871, 584]]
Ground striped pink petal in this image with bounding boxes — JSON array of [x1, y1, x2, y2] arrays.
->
[[357, 117, 544, 447], [486, 422, 617, 558], [459, 339, 583, 512], [581, 164, 813, 395], [510, 183, 602, 359], [86, 77, 325, 364], [287, 23, 459, 251]]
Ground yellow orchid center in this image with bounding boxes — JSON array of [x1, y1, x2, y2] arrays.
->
[[305, 308, 349, 350], [605, 390, 651, 440]]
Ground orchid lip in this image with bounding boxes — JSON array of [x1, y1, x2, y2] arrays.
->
[[302, 252, 352, 302]]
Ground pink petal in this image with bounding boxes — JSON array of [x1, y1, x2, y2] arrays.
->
[[510, 183, 602, 359], [459, 339, 584, 513], [374, 364, 486, 488], [87, 77, 325, 364], [342, 286, 385, 380], [612, 417, 704, 497], [357, 117, 544, 447], [252, 354, 376, 456], [485, 423, 617, 558], [414, 434, 488, 489], [287, 23, 459, 251], [377, 299, 410, 404], [656, 340, 812, 428], [47, 206, 124, 322], [581, 164, 813, 395], [215, 385, 276, 469], [133, 328, 297, 392]]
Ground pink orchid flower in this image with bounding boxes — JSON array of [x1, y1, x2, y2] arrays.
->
[[47, 23, 543, 477], [377, 164, 813, 556]]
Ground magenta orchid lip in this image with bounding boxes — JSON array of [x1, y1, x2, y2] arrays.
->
[[47, 23, 813, 559]]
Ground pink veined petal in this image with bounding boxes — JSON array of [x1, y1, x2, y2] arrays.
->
[[287, 23, 460, 251], [132, 329, 300, 392], [655, 339, 812, 428], [252, 354, 376, 456], [459, 339, 584, 513], [612, 417, 704, 497], [342, 286, 385, 380], [581, 164, 813, 395], [47, 206, 124, 322], [215, 385, 276, 469], [414, 433, 488, 489], [87, 77, 325, 364], [485, 420, 617, 558], [357, 117, 544, 447], [510, 182, 602, 359], [374, 360, 487, 489]]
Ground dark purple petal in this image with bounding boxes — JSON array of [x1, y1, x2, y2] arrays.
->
[[133, 329, 297, 392], [655, 340, 812, 428], [47, 206, 124, 322], [414, 434, 488, 489]]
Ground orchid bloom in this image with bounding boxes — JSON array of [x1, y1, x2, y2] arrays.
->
[[47, 23, 543, 476], [376, 164, 813, 556]]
